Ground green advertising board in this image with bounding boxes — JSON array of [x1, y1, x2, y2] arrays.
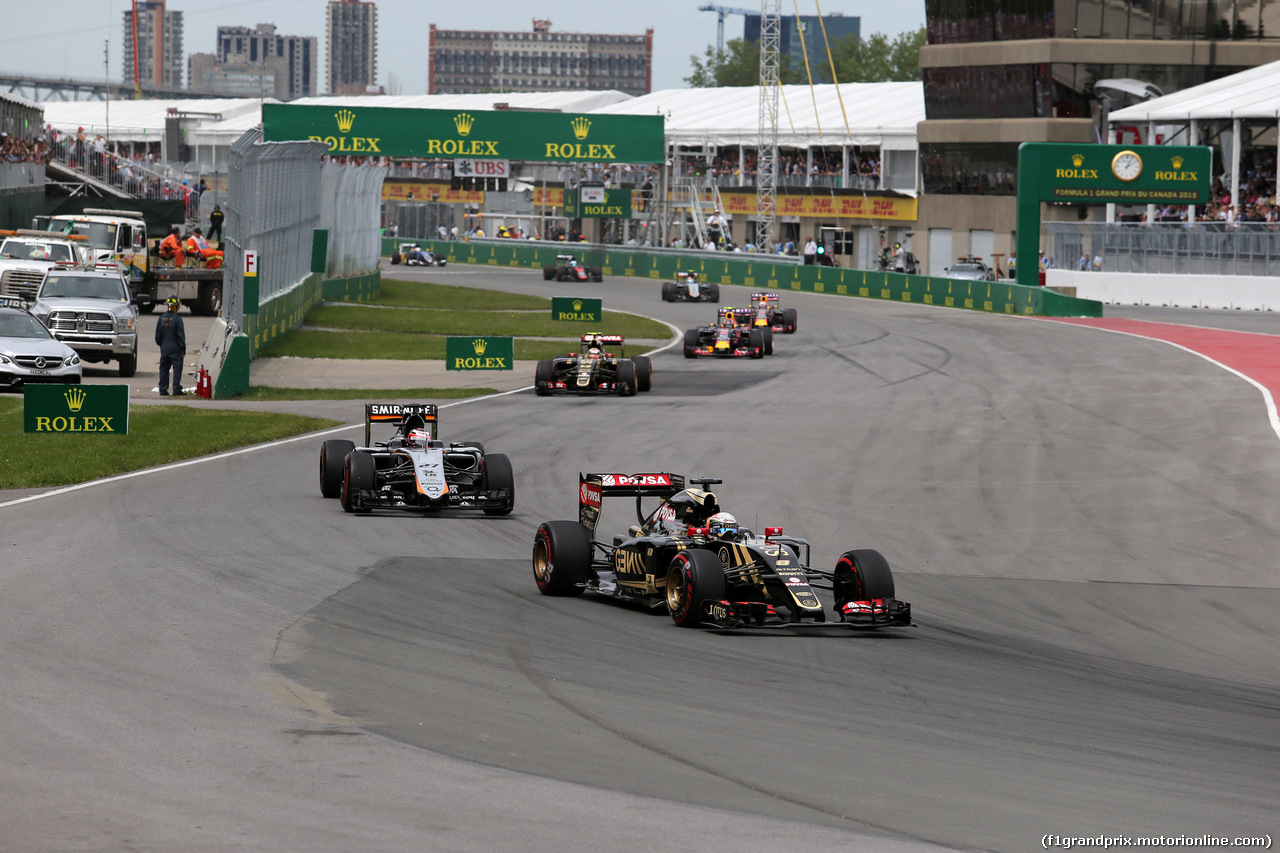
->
[[564, 188, 633, 218], [262, 104, 665, 164], [445, 336, 514, 370], [24, 384, 130, 434], [550, 296, 602, 322], [1016, 142, 1212, 286]]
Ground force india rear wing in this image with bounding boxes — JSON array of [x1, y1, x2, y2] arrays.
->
[[578, 472, 685, 534], [364, 403, 438, 446]]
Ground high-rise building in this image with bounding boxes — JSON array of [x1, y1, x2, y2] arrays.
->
[[122, 1, 184, 90], [743, 14, 861, 74], [214, 23, 318, 100], [327, 0, 378, 95], [428, 20, 653, 96], [912, 0, 1280, 272]]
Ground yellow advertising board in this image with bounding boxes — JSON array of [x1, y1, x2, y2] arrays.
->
[[717, 191, 917, 221], [382, 180, 484, 204]]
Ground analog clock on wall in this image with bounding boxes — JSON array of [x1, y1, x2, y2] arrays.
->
[[1111, 150, 1143, 182]]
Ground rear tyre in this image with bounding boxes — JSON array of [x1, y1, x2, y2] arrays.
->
[[832, 549, 896, 604], [319, 439, 355, 498], [666, 549, 727, 627], [748, 328, 764, 359], [683, 328, 700, 359], [616, 360, 637, 396], [482, 453, 515, 516], [118, 348, 137, 377], [762, 326, 774, 356], [706, 284, 720, 303], [632, 355, 652, 392], [534, 359, 555, 396], [532, 520, 592, 595], [196, 281, 222, 316], [340, 450, 376, 514], [782, 308, 798, 333]]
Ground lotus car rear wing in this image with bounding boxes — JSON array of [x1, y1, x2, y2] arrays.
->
[[578, 472, 685, 533], [364, 403, 438, 446]]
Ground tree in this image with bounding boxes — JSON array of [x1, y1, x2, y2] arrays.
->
[[686, 27, 927, 87], [826, 27, 927, 83], [685, 38, 799, 88]]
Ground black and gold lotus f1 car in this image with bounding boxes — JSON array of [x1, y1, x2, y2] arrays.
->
[[534, 332, 652, 396], [531, 472, 913, 630]]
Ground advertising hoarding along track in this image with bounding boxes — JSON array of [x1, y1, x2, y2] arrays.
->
[[263, 104, 665, 164]]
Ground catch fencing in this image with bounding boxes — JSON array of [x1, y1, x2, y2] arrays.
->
[[319, 162, 387, 278], [1045, 221, 1280, 277]]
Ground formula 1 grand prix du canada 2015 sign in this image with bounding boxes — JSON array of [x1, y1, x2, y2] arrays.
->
[[262, 104, 665, 164]]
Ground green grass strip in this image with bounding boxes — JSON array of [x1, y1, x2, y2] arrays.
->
[[0, 397, 339, 490], [373, 278, 549, 310], [303, 304, 669, 339], [239, 386, 497, 401], [260, 331, 653, 361]]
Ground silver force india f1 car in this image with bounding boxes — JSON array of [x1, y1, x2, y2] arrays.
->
[[535, 332, 652, 396], [318, 403, 514, 515], [531, 472, 913, 630], [683, 306, 772, 358], [660, 270, 720, 303], [542, 254, 603, 282], [745, 291, 798, 334]]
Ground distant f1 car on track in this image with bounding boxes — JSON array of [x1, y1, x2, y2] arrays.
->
[[389, 242, 447, 266], [661, 271, 719, 303], [535, 332, 652, 397], [531, 472, 913, 630], [683, 306, 771, 358], [745, 291, 798, 334], [542, 254, 602, 282], [318, 403, 513, 516]]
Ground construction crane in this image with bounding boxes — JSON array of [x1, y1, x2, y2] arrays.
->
[[697, 3, 757, 54]]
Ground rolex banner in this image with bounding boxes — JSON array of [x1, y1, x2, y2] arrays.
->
[[551, 297, 602, 322], [564, 188, 632, 218], [445, 336, 514, 370], [262, 104, 665, 164], [24, 384, 130, 434]]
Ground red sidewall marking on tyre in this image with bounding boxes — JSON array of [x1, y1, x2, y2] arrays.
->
[[1043, 316, 1280, 442]]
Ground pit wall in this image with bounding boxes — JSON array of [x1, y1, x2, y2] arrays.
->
[[1047, 270, 1280, 312], [390, 239, 1102, 318]]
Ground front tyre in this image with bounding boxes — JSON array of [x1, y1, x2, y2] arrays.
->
[[534, 359, 555, 396], [762, 326, 774, 356], [632, 355, 652, 392], [482, 453, 515, 516], [666, 550, 727, 627], [706, 284, 720, 303], [683, 328, 700, 359], [320, 439, 355, 498], [532, 521, 592, 595], [340, 450, 376, 514], [118, 348, 137, 377], [832, 549, 896, 605], [782, 308, 798, 333], [748, 328, 765, 359], [616, 360, 637, 396]]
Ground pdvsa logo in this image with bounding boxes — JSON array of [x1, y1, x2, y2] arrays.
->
[[580, 482, 602, 506]]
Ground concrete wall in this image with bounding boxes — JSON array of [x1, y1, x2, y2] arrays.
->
[[1046, 270, 1280, 312]]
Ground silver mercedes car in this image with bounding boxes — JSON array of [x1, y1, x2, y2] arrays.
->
[[0, 299, 82, 390]]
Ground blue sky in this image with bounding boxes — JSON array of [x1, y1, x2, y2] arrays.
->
[[3, 0, 926, 94]]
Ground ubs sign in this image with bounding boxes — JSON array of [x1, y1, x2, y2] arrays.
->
[[24, 384, 130, 434]]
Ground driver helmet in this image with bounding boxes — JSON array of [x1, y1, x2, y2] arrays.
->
[[408, 427, 429, 445], [708, 512, 737, 538]]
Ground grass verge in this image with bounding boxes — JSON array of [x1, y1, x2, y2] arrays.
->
[[299, 305, 668, 339], [375, 279, 548, 310], [259, 331, 653, 361], [239, 386, 497, 401], [0, 397, 339, 490]]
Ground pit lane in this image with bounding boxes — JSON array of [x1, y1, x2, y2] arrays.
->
[[2, 264, 1278, 852]]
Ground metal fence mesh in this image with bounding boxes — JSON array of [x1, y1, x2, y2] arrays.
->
[[224, 129, 328, 329], [1046, 222, 1280, 277]]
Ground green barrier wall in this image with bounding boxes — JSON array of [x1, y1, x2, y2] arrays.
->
[[384, 238, 1102, 318]]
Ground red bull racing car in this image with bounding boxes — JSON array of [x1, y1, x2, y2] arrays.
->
[[746, 291, 798, 334], [660, 271, 720, 303], [682, 306, 772, 358], [531, 472, 913, 630], [535, 332, 652, 396], [318, 403, 514, 515], [542, 254, 603, 282]]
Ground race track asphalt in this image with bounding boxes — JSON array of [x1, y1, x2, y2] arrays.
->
[[2, 263, 1278, 852]]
